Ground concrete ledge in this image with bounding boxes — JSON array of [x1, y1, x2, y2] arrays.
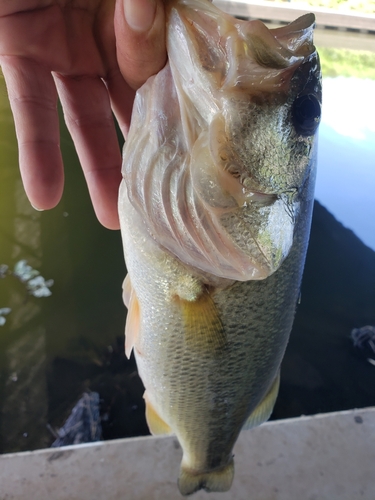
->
[[214, 0, 375, 32], [1, 408, 375, 499]]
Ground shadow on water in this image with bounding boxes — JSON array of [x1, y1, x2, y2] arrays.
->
[[273, 201, 375, 419], [1, 52, 375, 452], [0, 72, 148, 453]]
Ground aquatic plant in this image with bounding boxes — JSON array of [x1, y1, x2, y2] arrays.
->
[[0, 260, 53, 325]]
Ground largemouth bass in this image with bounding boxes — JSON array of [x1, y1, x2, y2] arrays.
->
[[119, 0, 321, 495]]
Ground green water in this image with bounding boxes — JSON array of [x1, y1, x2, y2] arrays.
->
[[0, 71, 127, 452]]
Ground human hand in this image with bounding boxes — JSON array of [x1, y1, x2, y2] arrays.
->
[[0, 0, 167, 229]]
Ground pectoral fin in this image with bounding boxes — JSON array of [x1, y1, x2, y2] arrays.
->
[[179, 289, 226, 353], [124, 275, 140, 359], [144, 392, 172, 435], [243, 373, 280, 430]]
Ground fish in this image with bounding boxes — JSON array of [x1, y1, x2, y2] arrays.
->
[[118, 0, 321, 495]]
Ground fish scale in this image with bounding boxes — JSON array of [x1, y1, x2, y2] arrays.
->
[[119, 0, 321, 495]]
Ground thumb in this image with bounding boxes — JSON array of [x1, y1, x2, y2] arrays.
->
[[114, 0, 167, 90]]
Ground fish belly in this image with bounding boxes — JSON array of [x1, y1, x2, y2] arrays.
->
[[119, 175, 313, 484]]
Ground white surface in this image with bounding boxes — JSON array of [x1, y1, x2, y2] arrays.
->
[[316, 77, 375, 251], [214, 0, 375, 30], [0, 408, 374, 499]]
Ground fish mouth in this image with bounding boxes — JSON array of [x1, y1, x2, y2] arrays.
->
[[235, 188, 279, 207], [209, 114, 282, 209], [218, 155, 300, 210], [240, 181, 299, 208], [218, 163, 279, 208]]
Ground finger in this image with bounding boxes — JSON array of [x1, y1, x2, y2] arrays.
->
[[54, 73, 122, 230], [105, 67, 136, 138], [0, 56, 64, 210], [114, 0, 167, 90]]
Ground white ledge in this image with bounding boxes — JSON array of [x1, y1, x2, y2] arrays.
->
[[213, 0, 375, 31], [1, 407, 375, 499]]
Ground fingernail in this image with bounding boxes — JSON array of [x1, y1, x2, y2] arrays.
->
[[124, 0, 156, 32], [31, 204, 44, 212]]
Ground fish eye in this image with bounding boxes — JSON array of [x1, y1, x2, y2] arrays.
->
[[292, 93, 321, 136]]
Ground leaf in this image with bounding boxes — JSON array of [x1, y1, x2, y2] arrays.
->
[[31, 287, 52, 298], [27, 276, 44, 288], [0, 307, 11, 326], [27, 276, 53, 297], [13, 260, 39, 282]]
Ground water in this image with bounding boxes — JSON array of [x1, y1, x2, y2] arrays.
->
[[0, 31, 375, 453], [316, 77, 375, 251], [0, 83, 147, 452]]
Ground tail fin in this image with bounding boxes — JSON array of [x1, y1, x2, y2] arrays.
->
[[178, 459, 234, 496]]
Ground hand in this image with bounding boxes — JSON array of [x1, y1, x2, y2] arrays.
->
[[0, 0, 167, 229]]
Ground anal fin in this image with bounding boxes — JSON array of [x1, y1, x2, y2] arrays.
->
[[243, 373, 280, 430], [144, 392, 172, 436], [123, 274, 141, 359]]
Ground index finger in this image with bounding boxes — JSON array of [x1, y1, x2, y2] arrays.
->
[[1, 56, 64, 210]]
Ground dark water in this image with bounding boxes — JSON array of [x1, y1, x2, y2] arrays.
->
[[1, 70, 375, 452], [273, 201, 375, 419], [0, 79, 148, 452]]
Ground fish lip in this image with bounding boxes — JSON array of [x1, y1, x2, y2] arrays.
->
[[240, 179, 299, 207], [219, 163, 280, 207], [241, 190, 278, 207]]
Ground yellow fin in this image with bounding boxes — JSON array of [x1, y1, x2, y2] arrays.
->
[[178, 289, 226, 353], [178, 458, 234, 496], [242, 373, 280, 430], [144, 392, 172, 436], [124, 276, 140, 359]]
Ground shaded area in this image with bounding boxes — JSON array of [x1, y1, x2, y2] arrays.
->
[[50, 392, 102, 447], [273, 200, 375, 419], [0, 80, 139, 452], [47, 337, 148, 443]]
